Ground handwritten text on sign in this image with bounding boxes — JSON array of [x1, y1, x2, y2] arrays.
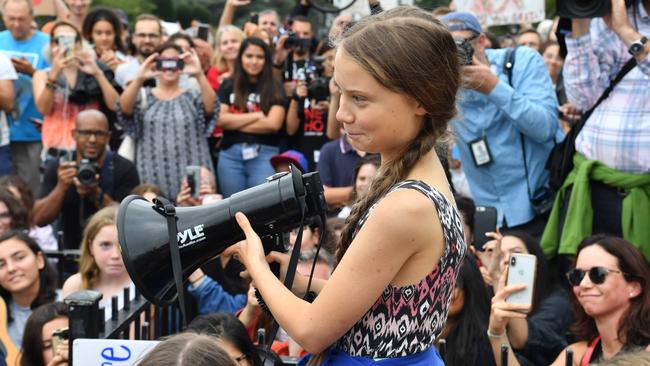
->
[[454, 0, 545, 26], [73, 339, 159, 366]]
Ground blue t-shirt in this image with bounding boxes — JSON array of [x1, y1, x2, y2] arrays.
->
[[0, 30, 50, 142]]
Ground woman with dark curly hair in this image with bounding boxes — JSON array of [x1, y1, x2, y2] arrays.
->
[[82, 7, 127, 72]]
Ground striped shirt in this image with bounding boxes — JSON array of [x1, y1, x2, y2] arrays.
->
[[564, 0, 650, 173]]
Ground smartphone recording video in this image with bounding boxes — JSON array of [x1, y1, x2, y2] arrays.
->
[[505, 253, 537, 310]]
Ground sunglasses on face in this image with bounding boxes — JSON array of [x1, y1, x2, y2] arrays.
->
[[566, 266, 626, 287]]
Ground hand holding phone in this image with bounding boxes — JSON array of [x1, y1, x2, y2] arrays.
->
[[186, 166, 201, 199], [51, 327, 69, 357], [473, 206, 497, 250], [505, 253, 537, 309]]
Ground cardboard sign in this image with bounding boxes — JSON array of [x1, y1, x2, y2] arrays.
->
[[454, 0, 545, 26], [33, 0, 55, 16], [73, 339, 159, 366]]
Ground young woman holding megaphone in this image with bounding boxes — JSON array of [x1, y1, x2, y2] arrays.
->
[[223, 6, 467, 365]]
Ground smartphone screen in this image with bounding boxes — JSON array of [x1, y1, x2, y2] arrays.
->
[[473, 206, 497, 250], [51, 327, 69, 356], [185, 166, 201, 198], [197, 25, 209, 41], [505, 253, 537, 309]]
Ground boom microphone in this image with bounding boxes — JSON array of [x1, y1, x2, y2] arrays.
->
[[117, 167, 327, 306]]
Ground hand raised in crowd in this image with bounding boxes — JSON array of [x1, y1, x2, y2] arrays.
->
[[73, 173, 100, 198], [294, 81, 308, 100], [226, 0, 251, 7], [56, 162, 77, 190], [274, 35, 291, 66], [473, 230, 504, 287], [603, 0, 635, 38], [488, 267, 531, 336], [135, 53, 161, 83], [180, 49, 203, 77], [461, 56, 499, 94], [47, 340, 69, 366], [49, 47, 73, 80], [10, 56, 36, 76], [75, 50, 102, 77], [99, 49, 123, 71]]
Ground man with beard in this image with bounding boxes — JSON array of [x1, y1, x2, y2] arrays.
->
[[115, 14, 162, 88], [33, 110, 139, 249]]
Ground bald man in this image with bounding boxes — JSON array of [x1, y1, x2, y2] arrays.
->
[[34, 110, 140, 249]]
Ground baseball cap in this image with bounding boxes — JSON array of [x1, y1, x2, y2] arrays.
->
[[442, 11, 482, 35], [270, 150, 309, 173]]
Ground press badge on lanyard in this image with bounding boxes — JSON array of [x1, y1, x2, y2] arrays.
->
[[468, 136, 492, 166], [242, 144, 260, 160]]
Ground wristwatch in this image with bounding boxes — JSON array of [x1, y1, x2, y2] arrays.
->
[[628, 36, 648, 56]]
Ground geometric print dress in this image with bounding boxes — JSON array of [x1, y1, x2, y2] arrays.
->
[[336, 180, 467, 359]]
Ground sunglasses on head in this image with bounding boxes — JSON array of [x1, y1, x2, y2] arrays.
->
[[565, 266, 627, 287]]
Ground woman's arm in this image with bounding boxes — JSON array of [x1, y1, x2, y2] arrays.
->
[[326, 79, 341, 140], [118, 77, 143, 117], [33, 70, 56, 115], [217, 103, 262, 130], [228, 188, 443, 353], [197, 72, 217, 116], [286, 99, 302, 136], [61, 273, 82, 299], [119, 53, 159, 116], [239, 105, 285, 134], [0, 79, 14, 113], [218, 0, 250, 28]]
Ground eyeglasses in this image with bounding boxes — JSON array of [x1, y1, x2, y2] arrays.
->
[[134, 33, 161, 39], [566, 266, 627, 287], [73, 129, 110, 139]]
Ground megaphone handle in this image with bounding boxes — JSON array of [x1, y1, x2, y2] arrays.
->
[[154, 197, 187, 327]]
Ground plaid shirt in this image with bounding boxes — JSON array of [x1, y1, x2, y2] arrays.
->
[[564, 1, 650, 173]]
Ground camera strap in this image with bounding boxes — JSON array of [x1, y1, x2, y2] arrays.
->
[[152, 197, 187, 327]]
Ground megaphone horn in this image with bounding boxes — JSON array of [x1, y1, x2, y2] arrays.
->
[[117, 166, 326, 306]]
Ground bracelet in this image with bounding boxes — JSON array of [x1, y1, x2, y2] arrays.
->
[[487, 329, 506, 338]]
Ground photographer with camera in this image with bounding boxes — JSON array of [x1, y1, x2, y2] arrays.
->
[[33, 110, 139, 249], [442, 12, 559, 239], [285, 43, 335, 171], [541, 0, 650, 261], [272, 16, 316, 94]]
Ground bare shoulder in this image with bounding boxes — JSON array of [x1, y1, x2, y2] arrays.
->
[[61, 273, 82, 298]]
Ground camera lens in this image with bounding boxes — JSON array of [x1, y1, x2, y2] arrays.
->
[[510, 257, 516, 266]]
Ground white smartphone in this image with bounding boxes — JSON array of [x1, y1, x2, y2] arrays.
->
[[505, 253, 537, 309]]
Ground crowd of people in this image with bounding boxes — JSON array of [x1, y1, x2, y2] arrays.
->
[[0, 0, 646, 365]]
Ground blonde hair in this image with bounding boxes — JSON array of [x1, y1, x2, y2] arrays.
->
[[79, 205, 118, 290], [212, 25, 245, 72]]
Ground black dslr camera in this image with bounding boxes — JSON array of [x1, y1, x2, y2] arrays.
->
[[557, 0, 634, 18], [302, 59, 330, 102], [77, 159, 99, 186], [283, 31, 313, 50], [455, 38, 474, 66]]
